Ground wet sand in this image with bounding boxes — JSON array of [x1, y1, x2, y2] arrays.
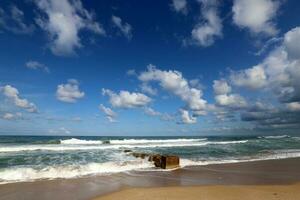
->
[[1, 158, 300, 200]]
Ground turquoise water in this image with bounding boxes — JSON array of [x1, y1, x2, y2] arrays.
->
[[0, 135, 300, 184]]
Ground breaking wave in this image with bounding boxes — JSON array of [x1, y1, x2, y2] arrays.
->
[[1, 149, 300, 184], [0, 140, 248, 153], [60, 138, 104, 145]]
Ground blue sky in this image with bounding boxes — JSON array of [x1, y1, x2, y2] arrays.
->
[[0, 0, 300, 136]]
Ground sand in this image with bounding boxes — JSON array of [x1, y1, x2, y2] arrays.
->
[[94, 184, 300, 200], [1, 158, 300, 200]]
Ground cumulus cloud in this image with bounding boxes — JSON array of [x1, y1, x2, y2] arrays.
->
[[139, 65, 207, 112], [0, 5, 35, 34], [228, 27, 300, 105], [179, 109, 197, 124], [286, 102, 300, 112], [25, 60, 49, 73], [171, 0, 188, 14], [232, 0, 279, 36], [112, 15, 132, 40], [213, 80, 231, 95], [144, 107, 161, 116], [240, 102, 300, 130], [189, 79, 204, 90], [144, 107, 174, 121], [215, 94, 247, 108], [102, 89, 151, 109], [35, 0, 105, 56], [140, 83, 157, 95], [216, 27, 300, 130], [230, 65, 267, 90], [213, 79, 247, 109], [188, 0, 222, 47], [99, 104, 117, 122], [1, 85, 37, 112], [56, 79, 85, 103], [138, 65, 207, 124], [283, 27, 300, 60]]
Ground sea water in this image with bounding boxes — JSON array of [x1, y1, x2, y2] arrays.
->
[[0, 135, 300, 184]]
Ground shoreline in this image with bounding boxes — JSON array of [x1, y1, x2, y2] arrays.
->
[[1, 157, 300, 200]]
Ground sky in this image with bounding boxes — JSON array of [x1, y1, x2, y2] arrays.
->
[[0, 0, 300, 136]]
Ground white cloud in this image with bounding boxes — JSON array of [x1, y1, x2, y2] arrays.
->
[[0, 5, 35, 34], [180, 109, 197, 124], [232, 0, 279, 36], [171, 0, 188, 14], [215, 94, 247, 108], [102, 89, 151, 108], [139, 65, 207, 112], [140, 83, 157, 95], [112, 15, 132, 40], [213, 80, 231, 95], [219, 27, 300, 124], [230, 65, 267, 90], [99, 104, 117, 122], [144, 107, 161, 116], [144, 107, 174, 121], [228, 27, 300, 104], [286, 102, 300, 112], [1, 112, 22, 120], [189, 0, 222, 47], [1, 85, 37, 112], [189, 79, 204, 90], [25, 60, 49, 73], [2, 113, 14, 120], [35, 0, 105, 56], [283, 27, 300, 60], [56, 79, 85, 103], [213, 79, 247, 109], [49, 127, 71, 134]]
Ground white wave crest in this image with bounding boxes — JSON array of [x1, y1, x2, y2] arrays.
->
[[109, 138, 207, 144], [262, 135, 290, 139], [60, 138, 103, 145], [0, 140, 248, 153], [181, 149, 300, 167], [0, 160, 153, 184]]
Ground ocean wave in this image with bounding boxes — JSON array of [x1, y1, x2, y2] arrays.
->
[[60, 138, 103, 145], [181, 149, 300, 167], [2, 149, 300, 184], [209, 140, 248, 145], [0, 140, 248, 153], [59, 138, 207, 145], [261, 135, 290, 139], [0, 160, 153, 184], [109, 138, 207, 144]]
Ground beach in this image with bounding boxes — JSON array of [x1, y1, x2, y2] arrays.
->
[[1, 157, 300, 200], [94, 184, 300, 200]]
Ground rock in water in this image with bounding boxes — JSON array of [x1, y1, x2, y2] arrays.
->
[[148, 154, 162, 167], [161, 155, 179, 169], [132, 152, 149, 159]]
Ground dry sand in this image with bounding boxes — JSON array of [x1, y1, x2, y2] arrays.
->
[[94, 184, 300, 200]]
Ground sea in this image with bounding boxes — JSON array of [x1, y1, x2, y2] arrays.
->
[[0, 135, 300, 184]]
